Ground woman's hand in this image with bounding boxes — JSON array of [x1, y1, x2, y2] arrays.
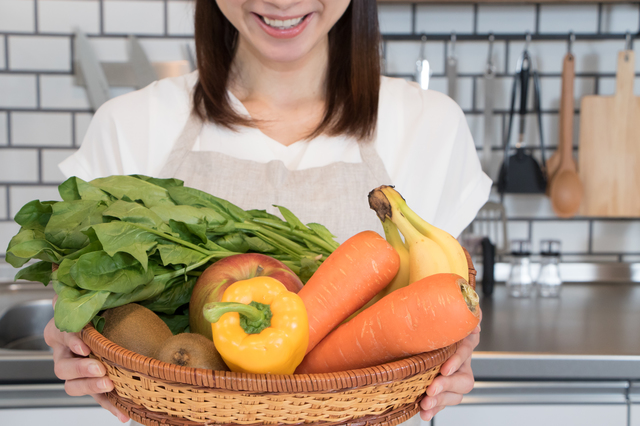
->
[[419, 308, 482, 422], [44, 296, 130, 423]]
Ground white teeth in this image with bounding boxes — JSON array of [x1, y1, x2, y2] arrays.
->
[[262, 16, 304, 29]]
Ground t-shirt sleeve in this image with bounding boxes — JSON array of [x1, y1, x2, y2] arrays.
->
[[58, 73, 194, 181], [377, 79, 492, 239], [430, 106, 493, 238]]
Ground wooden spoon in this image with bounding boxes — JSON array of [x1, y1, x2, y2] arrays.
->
[[546, 52, 573, 194], [550, 53, 583, 218]]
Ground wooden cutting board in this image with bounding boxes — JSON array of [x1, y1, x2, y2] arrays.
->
[[578, 50, 640, 217]]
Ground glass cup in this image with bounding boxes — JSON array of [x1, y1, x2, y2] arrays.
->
[[506, 240, 533, 298], [536, 239, 562, 298]]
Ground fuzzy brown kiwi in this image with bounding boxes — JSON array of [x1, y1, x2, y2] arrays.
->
[[101, 303, 173, 358], [154, 333, 228, 371]]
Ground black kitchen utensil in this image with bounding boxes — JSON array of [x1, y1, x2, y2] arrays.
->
[[498, 44, 547, 196], [481, 236, 496, 297]]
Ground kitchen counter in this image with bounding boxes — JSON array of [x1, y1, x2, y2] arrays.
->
[[472, 282, 640, 380]]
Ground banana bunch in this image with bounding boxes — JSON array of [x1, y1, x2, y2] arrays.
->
[[368, 185, 469, 286]]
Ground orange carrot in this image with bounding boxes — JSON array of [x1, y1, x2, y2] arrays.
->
[[298, 230, 400, 354], [296, 273, 480, 374]]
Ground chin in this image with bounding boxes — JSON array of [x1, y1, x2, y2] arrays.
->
[[259, 41, 317, 64]]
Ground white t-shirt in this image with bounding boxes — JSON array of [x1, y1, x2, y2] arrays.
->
[[59, 73, 491, 238]]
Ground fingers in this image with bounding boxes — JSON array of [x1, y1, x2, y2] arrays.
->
[[420, 358, 475, 421], [436, 332, 479, 377]]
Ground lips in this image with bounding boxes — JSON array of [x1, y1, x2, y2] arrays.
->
[[252, 12, 314, 39]]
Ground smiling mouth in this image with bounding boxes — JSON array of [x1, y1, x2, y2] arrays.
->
[[257, 14, 311, 30]]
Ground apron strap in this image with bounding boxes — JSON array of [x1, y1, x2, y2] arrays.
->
[[158, 110, 203, 179], [357, 127, 392, 185]]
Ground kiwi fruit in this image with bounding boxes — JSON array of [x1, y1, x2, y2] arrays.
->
[[154, 333, 229, 371], [101, 303, 173, 358]]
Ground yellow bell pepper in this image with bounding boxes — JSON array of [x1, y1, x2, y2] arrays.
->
[[203, 276, 308, 375]]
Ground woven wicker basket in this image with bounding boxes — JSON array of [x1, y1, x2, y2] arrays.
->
[[80, 250, 476, 426]]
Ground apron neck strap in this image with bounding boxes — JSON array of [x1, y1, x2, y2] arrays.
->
[[158, 109, 203, 179]]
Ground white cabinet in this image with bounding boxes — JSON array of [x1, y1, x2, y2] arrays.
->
[[0, 407, 125, 426], [630, 382, 640, 426], [429, 381, 629, 426]]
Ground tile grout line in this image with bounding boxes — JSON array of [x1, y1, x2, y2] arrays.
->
[[4, 34, 9, 71], [71, 112, 77, 148], [597, 3, 603, 35], [411, 3, 417, 35], [99, 0, 105, 35], [588, 220, 594, 254], [164, 0, 169, 36], [473, 4, 479, 35], [6, 111, 11, 147], [34, 0, 39, 34]]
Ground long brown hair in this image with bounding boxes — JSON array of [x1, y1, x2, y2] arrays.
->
[[192, 0, 381, 140]]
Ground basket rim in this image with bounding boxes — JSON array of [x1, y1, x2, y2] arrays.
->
[[81, 324, 459, 393]]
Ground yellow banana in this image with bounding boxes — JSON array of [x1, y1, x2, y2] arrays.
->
[[379, 186, 469, 281], [369, 185, 469, 282]]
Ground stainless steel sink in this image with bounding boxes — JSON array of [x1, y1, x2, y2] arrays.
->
[[0, 299, 53, 351], [0, 280, 59, 384]]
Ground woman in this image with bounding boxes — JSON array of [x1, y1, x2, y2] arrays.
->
[[46, 0, 490, 424]]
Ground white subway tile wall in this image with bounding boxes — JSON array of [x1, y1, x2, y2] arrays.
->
[[11, 112, 73, 147], [103, 0, 165, 35], [167, 0, 195, 36], [477, 4, 536, 34], [601, 4, 640, 33], [74, 113, 94, 147], [8, 35, 71, 72], [0, 0, 35, 33], [0, 74, 38, 108], [0, 35, 5, 69], [538, 4, 599, 34], [38, 0, 101, 34], [416, 4, 475, 34], [42, 149, 77, 183], [378, 4, 413, 34], [1, 1, 640, 260], [0, 186, 6, 220], [8, 186, 61, 219], [0, 113, 7, 146]]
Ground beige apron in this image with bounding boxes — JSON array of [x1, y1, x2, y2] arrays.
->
[[157, 112, 391, 242], [130, 114, 422, 426]]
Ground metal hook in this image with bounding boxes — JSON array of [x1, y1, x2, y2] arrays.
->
[[568, 31, 575, 55], [524, 32, 532, 51], [625, 31, 633, 51], [450, 31, 457, 57], [487, 33, 495, 62], [420, 34, 427, 59]]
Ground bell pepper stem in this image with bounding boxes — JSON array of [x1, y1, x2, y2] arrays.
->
[[203, 301, 273, 334]]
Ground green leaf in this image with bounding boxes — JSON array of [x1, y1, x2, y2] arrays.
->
[[103, 200, 167, 229], [275, 205, 306, 231], [8, 238, 64, 265], [307, 223, 339, 249], [168, 186, 250, 221], [129, 175, 184, 190], [71, 251, 154, 293], [60, 177, 112, 202], [156, 244, 207, 267], [214, 232, 250, 253], [58, 177, 82, 201], [52, 280, 110, 333], [89, 175, 175, 208], [141, 276, 196, 314], [55, 258, 78, 287], [92, 315, 105, 333], [168, 220, 207, 245], [102, 278, 166, 310], [91, 222, 158, 270], [14, 200, 54, 231], [45, 200, 107, 249], [151, 204, 226, 226], [244, 236, 276, 253], [14, 261, 53, 285], [156, 312, 190, 335]]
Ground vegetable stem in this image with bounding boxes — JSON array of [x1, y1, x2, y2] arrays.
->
[[203, 301, 272, 334]]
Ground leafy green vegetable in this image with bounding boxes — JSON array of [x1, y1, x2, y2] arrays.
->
[[6, 175, 339, 333]]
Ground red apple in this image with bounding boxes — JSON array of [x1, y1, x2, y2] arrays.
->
[[189, 253, 304, 340]]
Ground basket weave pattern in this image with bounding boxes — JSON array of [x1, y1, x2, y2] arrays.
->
[[81, 251, 476, 426]]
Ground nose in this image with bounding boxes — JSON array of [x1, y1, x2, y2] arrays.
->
[[263, 0, 303, 11]]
